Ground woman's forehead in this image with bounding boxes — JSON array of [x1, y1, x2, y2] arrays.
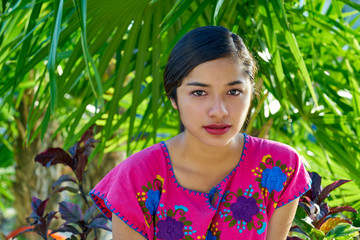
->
[[180, 58, 252, 85]]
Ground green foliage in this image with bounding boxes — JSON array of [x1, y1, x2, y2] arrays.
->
[[288, 172, 360, 239], [1, 0, 360, 218]]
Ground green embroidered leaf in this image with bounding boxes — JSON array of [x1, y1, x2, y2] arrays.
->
[[183, 221, 192, 226], [280, 164, 286, 170], [167, 209, 174, 217], [247, 221, 253, 230], [185, 236, 194, 240], [147, 182, 153, 189], [255, 177, 262, 182], [179, 217, 186, 221], [229, 219, 237, 227], [142, 186, 149, 192], [224, 215, 232, 222], [257, 213, 264, 219], [139, 201, 145, 206], [253, 192, 259, 199], [237, 188, 243, 196], [260, 163, 266, 170], [275, 160, 281, 166], [216, 231, 221, 237], [257, 199, 263, 204], [143, 208, 149, 212], [223, 202, 231, 208], [155, 215, 159, 222]]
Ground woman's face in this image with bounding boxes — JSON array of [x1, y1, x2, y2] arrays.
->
[[171, 57, 253, 147]]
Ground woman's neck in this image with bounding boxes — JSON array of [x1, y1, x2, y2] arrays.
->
[[167, 132, 244, 167]]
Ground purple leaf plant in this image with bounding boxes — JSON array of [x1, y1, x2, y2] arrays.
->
[[14, 126, 110, 240], [287, 171, 358, 239]]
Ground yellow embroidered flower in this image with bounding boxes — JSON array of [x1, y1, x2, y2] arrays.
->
[[156, 175, 164, 184], [262, 154, 272, 163]]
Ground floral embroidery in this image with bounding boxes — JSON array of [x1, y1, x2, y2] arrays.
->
[[137, 176, 164, 227], [261, 166, 287, 193], [230, 196, 259, 222], [205, 229, 217, 240], [157, 216, 184, 240], [252, 154, 295, 207], [219, 185, 265, 235], [205, 222, 221, 240], [146, 189, 161, 215], [155, 206, 196, 239]]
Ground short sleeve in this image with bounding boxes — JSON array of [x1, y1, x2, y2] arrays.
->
[[90, 161, 149, 238], [276, 150, 311, 208], [89, 145, 163, 239]]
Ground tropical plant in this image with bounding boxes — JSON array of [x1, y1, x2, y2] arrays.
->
[[1, 0, 360, 229], [7, 127, 110, 240], [288, 172, 360, 240]]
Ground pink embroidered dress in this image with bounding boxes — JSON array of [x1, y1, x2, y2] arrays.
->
[[90, 134, 311, 240]]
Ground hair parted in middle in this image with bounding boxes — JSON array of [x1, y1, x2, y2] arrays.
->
[[163, 26, 257, 102]]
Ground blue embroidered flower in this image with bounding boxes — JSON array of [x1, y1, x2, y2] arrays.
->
[[205, 229, 217, 240], [261, 166, 287, 193], [157, 216, 184, 240], [230, 196, 259, 222], [145, 189, 160, 215]]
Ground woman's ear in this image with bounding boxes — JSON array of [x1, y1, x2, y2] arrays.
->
[[170, 97, 178, 110]]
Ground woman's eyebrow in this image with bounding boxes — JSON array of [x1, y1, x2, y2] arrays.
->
[[186, 82, 209, 87], [185, 80, 244, 87], [227, 80, 244, 86]]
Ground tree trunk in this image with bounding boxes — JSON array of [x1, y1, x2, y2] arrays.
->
[[12, 91, 63, 228]]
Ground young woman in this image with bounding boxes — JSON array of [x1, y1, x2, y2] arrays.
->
[[90, 26, 311, 240]]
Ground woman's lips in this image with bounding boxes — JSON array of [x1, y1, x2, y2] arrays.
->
[[203, 124, 231, 135]]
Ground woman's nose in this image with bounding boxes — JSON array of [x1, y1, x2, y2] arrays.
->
[[208, 97, 228, 119]]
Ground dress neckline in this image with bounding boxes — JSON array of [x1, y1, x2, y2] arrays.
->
[[160, 133, 249, 197]]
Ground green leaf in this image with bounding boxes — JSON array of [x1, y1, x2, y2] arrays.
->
[[260, 163, 266, 170], [127, 7, 153, 154], [247, 221, 253, 230], [229, 219, 236, 227], [237, 188, 243, 196], [213, 0, 225, 25], [224, 215, 232, 222], [280, 164, 286, 170], [142, 186, 148, 192], [151, 3, 162, 143], [183, 221, 192, 226], [48, 0, 64, 114], [160, 0, 192, 35], [167, 209, 174, 217], [324, 223, 360, 239], [73, 0, 104, 103]]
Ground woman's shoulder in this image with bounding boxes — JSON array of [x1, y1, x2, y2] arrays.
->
[[244, 134, 303, 168], [110, 142, 167, 178], [123, 142, 164, 165], [246, 134, 299, 156]]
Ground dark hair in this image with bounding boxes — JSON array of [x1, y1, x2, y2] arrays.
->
[[163, 26, 257, 132], [164, 26, 257, 100]]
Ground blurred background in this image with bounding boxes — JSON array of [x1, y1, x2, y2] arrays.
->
[[0, 0, 359, 239]]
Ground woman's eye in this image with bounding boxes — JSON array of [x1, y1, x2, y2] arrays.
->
[[191, 90, 206, 96], [227, 89, 241, 96]]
